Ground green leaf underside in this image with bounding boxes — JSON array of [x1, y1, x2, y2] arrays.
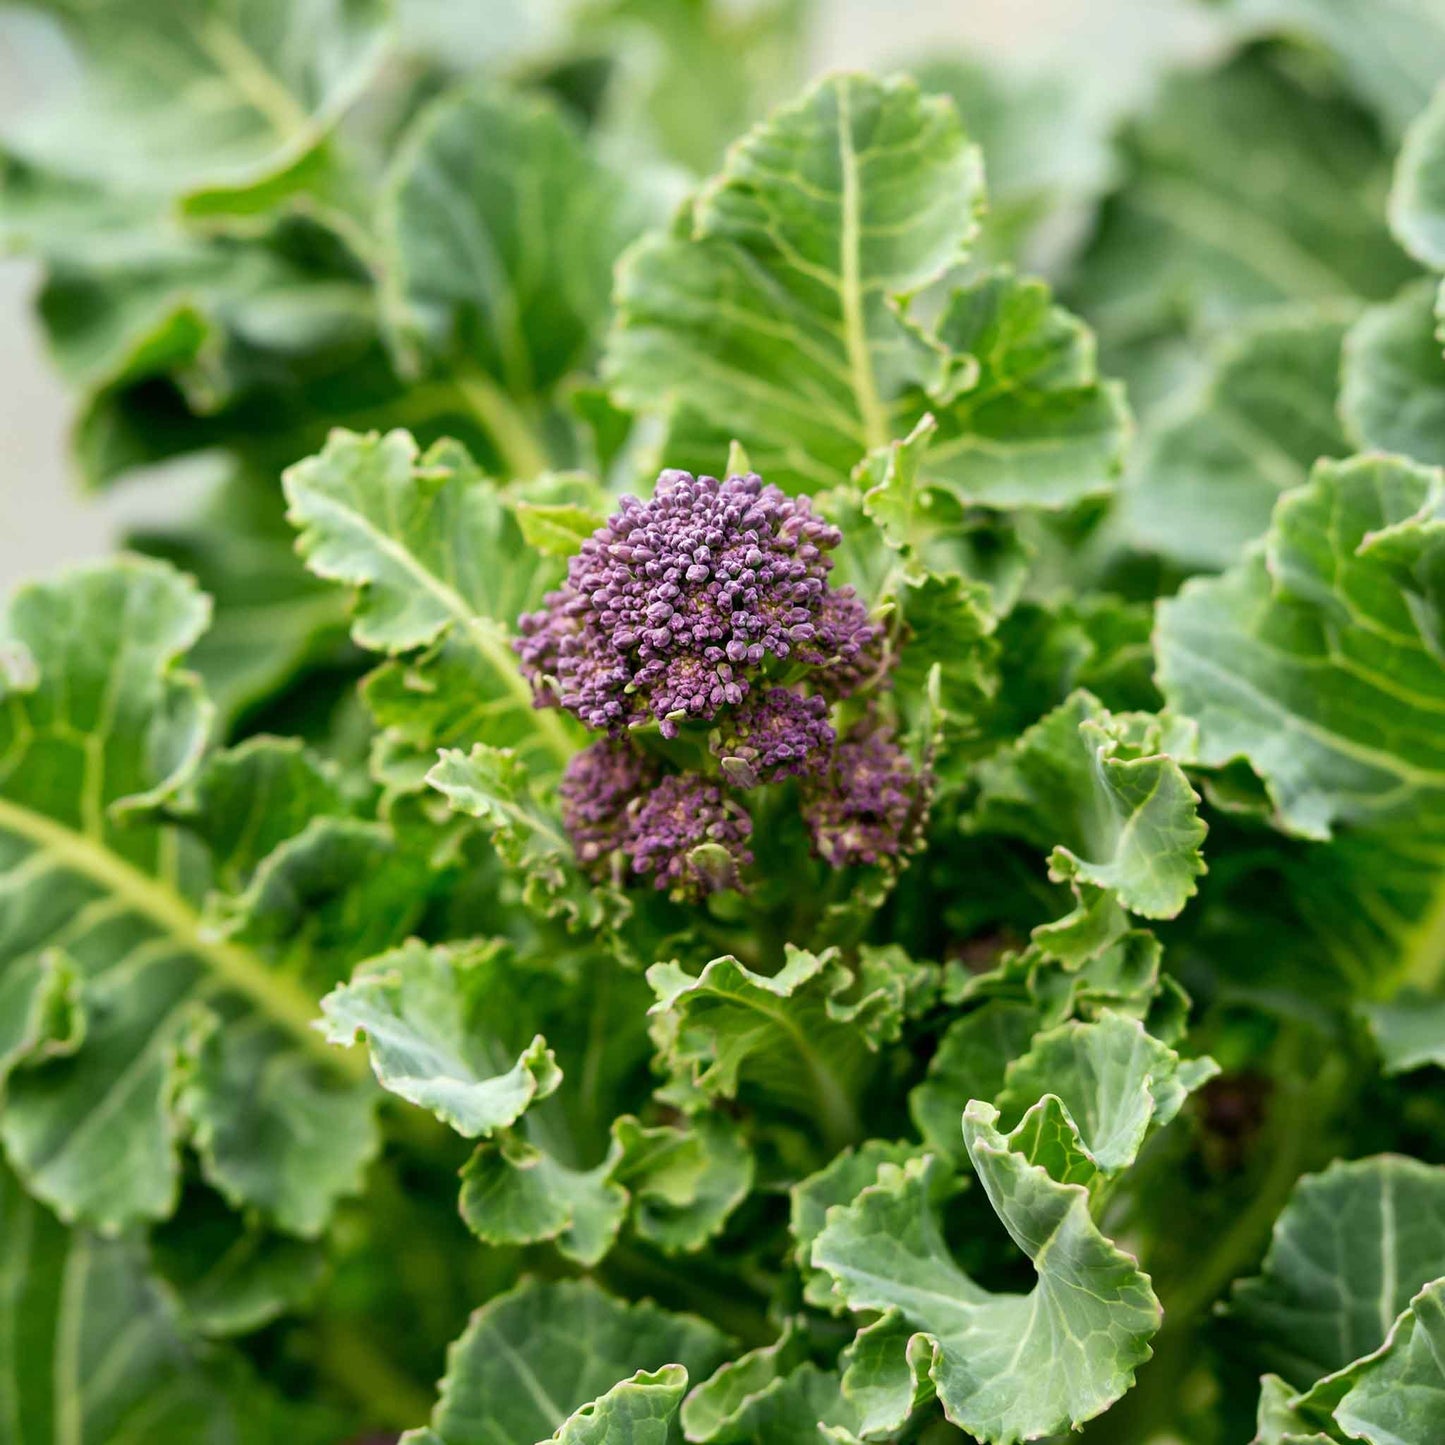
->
[[0, 558, 372, 1235], [383, 84, 644, 440], [403, 1278, 730, 1445], [812, 1114, 1160, 1444], [321, 938, 561, 1139], [996, 1010, 1217, 1175]]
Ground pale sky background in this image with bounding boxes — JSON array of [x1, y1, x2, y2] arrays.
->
[[0, 0, 1217, 591]]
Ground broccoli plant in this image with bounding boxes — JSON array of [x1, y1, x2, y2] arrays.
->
[[3, 3, 1445, 1443]]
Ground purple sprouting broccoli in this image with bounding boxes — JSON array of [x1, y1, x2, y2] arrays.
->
[[524, 467, 926, 897], [711, 686, 834, 787], [559, 739, 659, 872], [516, 469, 880, 737], [627, 773, 754, 899], [801, 719, 928, 868]]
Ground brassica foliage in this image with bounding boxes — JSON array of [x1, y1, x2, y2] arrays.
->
[[3, 2, 1445, 1441]]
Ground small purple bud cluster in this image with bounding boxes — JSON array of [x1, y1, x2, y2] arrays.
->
[[801, 718, 929, 868], [560, 740, 753, 901], [526, 470, 926, 897]]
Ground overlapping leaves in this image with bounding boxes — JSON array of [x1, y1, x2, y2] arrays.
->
[[0, 557, 435, 1237]]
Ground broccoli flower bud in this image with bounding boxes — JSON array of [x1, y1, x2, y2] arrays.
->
[[711, 686, 834, 787], [516, 469, 877, 737], [628, 773, 754, 899], [559, 738, 659, 872], [801, 719, 929, 867]]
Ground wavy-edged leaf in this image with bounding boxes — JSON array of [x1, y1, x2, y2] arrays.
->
[[1333, 1277, 1445, 1444], [1127, 305, 1353, 569], [995, 1009, 1217, 1176], [607, 72, 984, 489], [1229, 1155, 1445, 1387], [0, 558, 376, 1234], [1157, 454, 1445, 843], [647, 947, 908, 1152], [402, 1277, 730, 1445], [321, 937, 562, 1138], [812, 1112, 1161, 1444], [284, 427, 579, 780], [912, 268, 1129, 511], [968, 690, 1206, 919], [0, 1161, 337, 1444], [428, 744, 622, 930]]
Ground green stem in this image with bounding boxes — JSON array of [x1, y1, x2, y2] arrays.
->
[[455, 369, 551, 482]]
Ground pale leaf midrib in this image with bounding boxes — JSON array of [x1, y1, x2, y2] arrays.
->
[[0, 795, 359, 1077], [312, 495, 574, 763], [835, 80, 890, 454]]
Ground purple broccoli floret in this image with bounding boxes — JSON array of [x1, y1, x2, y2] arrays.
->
[[516, 469, 878, 737], [559, 739, 659, 873], [712, 686, 834, 787], [801, 719, 928, 867], [627, 773, 754, 899]]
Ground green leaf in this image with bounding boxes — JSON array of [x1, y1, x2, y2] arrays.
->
[[459, 1129, 627, 1264], [909, 1001, 1040, 1162], [133, 469, 351, 727], [1224, 0, 1445, 138], [284, 428, 579, 777], [428, 744, 621, 930], [170, 735, 350, 896], [1157, 454, 1445, 843], [404, 1277, 731, 1445], [383, 83, 646, 477], [1391, 82, 1445, 268], [680, 1320, 811, 1441], [1341, 279, 1445, 466], [812, 1114, 1161, 1443], [1126, 305, 1354, 569], [995, 1010, 1217, 1176], [607, 72, 984, 488], [1069, 45, 1414, 419], [1334, 1278, 1445, 1444], [789, 1139, 923, 1310], [1230, 1156, 1445, 1386], [914, 268, 1129, 511], [647, 947, 905, 1152], [968, 690, 1207, 919], [1, 0, 390, 208], [320, 938, 562, 1138], [1363, 991, 1445, 1073], [150, 1194, 325, 1337], [0, 558, 373, 1234], [0, 1161, 338, 1443]]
